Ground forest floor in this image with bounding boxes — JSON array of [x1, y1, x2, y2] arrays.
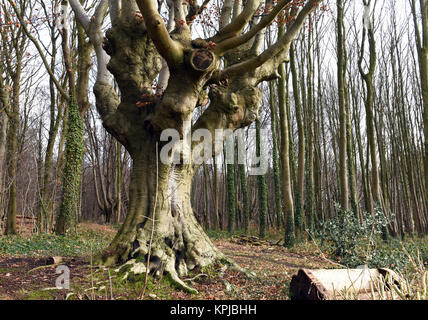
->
[[0, 222, 336, 300]]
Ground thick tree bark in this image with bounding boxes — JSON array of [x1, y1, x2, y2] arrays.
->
[[92, 7, 229, 288], [100, 144, 225, 292]]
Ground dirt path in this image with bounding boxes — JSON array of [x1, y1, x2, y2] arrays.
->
[[0, 239, 335, 300]]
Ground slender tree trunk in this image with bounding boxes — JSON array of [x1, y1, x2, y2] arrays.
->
[[345, 80, 360, 218], [55, 99, 84, 234], [290, 43, 305, 240], [358, 5, 382, 215], [37, 12, 63, 233], [203, 163, 210, 229], [268, 82, 283, 230], [5, 65, 22, 235], [278, 65, 295, 245], [0, 91, 8, 230], [56, 2, 91, 234], [337, 0, 349, 211], [115, 141, 122, 224], [256, 119, 267, 238], [238, 161, 249, 233], [411, 0, 428, 210], [227, 160, 236, 233], [212, 154, 219, 229], [305, 27, 315, 232]]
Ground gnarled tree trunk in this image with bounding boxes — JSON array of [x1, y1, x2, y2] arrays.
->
[[100, 139, 225, 291], [67, 0, 321, 291]]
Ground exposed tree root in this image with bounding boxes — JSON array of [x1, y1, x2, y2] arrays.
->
[[164, 266, 199, 294], [109, 248, 256, 295], [220, 256, 257, 278]]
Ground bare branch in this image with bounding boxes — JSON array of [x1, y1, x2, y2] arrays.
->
[[172, 0, 188, 26], [108, 0, 122, 25], [166, 0, 175, 31], [220, 0, 321, 80], [358, 1, 376, 79], [215, 0, 292, 56], [121, 0, 140, 20], [69, 0, 117, 119], [232, 0, 243, 19], [211, 0, 263, 43], [69, 0, 110, 85], [68, 0, 90, 32], [136, 0, 184, 67], [219, 0, 234, 29], [186, 0, 211, 24], [8, 0, 70, 101], [60, 1, 76, 96], [250, 0, 273, 54], [94, 0, 109, 26]]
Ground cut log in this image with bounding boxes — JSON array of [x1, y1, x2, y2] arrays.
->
[[290, 268, 400, 300], [28, 257, 65, 274], [45, 256, 63, 265]]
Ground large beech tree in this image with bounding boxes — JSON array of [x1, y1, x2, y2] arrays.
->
[[66, 0, 321, 291]]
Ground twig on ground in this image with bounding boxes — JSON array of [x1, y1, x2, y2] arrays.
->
[[183, 274, 208, 282]]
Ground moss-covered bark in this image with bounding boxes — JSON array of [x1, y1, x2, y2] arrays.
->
[[55, 99, 84, 235]]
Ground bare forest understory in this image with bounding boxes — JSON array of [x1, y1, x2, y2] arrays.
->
[[0, 223, 335, 300]]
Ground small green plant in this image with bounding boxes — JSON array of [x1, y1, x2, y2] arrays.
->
[[315, 205, 390, 267], [315, 206, 427, 275], [0, 226, 113, 258], [367, 238, 428, 272]]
